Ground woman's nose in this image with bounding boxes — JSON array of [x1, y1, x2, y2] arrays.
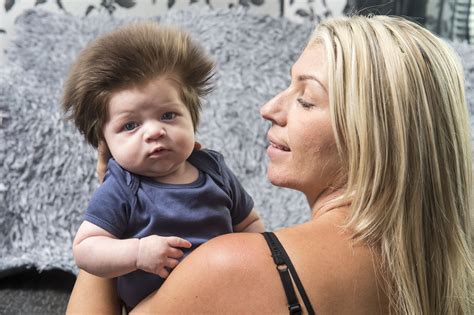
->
[[260, 91, 287, 125], [144, 122, 166, 142]]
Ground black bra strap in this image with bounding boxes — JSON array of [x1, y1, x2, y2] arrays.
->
[[263, 232, 301, 314], [262, 232, 316, 315]]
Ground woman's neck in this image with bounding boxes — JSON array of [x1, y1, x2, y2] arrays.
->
[[309, 187, 351, 220]]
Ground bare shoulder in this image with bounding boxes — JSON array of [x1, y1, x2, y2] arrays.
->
[[132, 232, 287, 314], [173, 232, 273, 282]]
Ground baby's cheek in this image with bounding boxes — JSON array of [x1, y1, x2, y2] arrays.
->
[[173, 131, 195, 152], [109, 143, 135, 168], [119, 153, 139, 169]]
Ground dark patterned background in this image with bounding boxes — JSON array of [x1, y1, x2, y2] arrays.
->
[[1, 0, 472, 59], [1, 0, 472, 48]]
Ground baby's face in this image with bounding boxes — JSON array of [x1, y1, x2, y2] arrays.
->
[[103, 76, 195, 181]]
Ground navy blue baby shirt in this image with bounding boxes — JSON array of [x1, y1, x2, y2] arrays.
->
[[83, 149, 254, 309]]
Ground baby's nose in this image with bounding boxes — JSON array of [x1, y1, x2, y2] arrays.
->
[[144, 122, 166, 141]]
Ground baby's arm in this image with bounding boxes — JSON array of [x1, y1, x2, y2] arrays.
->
[[233, 208, 265, 233], [73, 221, 192, 278]]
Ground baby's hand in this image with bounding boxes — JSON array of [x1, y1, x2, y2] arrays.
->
[[136, 235, 192, 278]]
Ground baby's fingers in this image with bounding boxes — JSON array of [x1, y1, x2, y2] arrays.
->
[[165, 258, 180, 270], [194, 141, 203, 150], [157, 268, 170, 279], [165, 236, 192, 249], [166, 247, 185, 259], [157, 258, 179, 278]]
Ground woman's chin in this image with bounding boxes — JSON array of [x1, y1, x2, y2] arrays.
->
[[267, 170, 292, 189]]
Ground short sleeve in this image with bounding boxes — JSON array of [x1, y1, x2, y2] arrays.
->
[[84, 160, 132, 238], [216, 154, 254, 225]]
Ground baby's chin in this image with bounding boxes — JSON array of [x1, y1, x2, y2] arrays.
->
[[113, 160, 152, 177]]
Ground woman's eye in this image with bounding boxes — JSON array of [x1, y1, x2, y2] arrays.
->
[[162, 112, 176, 120], [123, 122, 139, 131], [297, 98, 315, 109]]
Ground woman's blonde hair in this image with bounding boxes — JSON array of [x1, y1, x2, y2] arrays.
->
[[312, 16, 472, 314]]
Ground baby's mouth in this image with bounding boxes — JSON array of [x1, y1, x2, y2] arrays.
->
[[148, 147, 169, 157]]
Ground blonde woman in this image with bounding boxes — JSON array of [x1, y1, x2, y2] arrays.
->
[[67, 15, 473, 314]]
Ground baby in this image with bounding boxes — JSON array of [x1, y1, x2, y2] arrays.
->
[[62, 22, 264, 310]]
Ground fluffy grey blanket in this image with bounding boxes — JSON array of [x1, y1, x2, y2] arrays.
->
[[0, 7, 473, 277]]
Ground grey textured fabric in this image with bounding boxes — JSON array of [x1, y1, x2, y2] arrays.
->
[[0, 7, 312, 277], [1, 7, 474, 280]]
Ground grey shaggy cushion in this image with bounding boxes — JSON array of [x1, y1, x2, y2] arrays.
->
[[1, 7, 473, 277]]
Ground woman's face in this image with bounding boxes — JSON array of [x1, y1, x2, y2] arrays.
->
[[260, 43, 340, 204]]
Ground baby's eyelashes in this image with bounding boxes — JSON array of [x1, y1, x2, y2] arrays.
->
[[122, 121, 140, 131], [161, 112, 177, 120]]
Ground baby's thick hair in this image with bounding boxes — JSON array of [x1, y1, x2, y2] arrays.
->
[[62, 22, 215, 148]]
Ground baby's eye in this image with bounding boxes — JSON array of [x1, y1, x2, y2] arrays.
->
[[123, 122, 139, 131], [162, 112, 176, 120]]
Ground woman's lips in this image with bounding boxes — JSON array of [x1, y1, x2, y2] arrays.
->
[[267, 140, 290, 158], [269, 140, 290, 151]]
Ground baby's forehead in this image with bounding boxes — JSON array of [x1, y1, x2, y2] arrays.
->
[[106, 82, 185, 115]]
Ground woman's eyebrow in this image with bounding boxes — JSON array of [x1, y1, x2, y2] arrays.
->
[[290, 67, 327, 92], [299, 74, 327, 92]]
